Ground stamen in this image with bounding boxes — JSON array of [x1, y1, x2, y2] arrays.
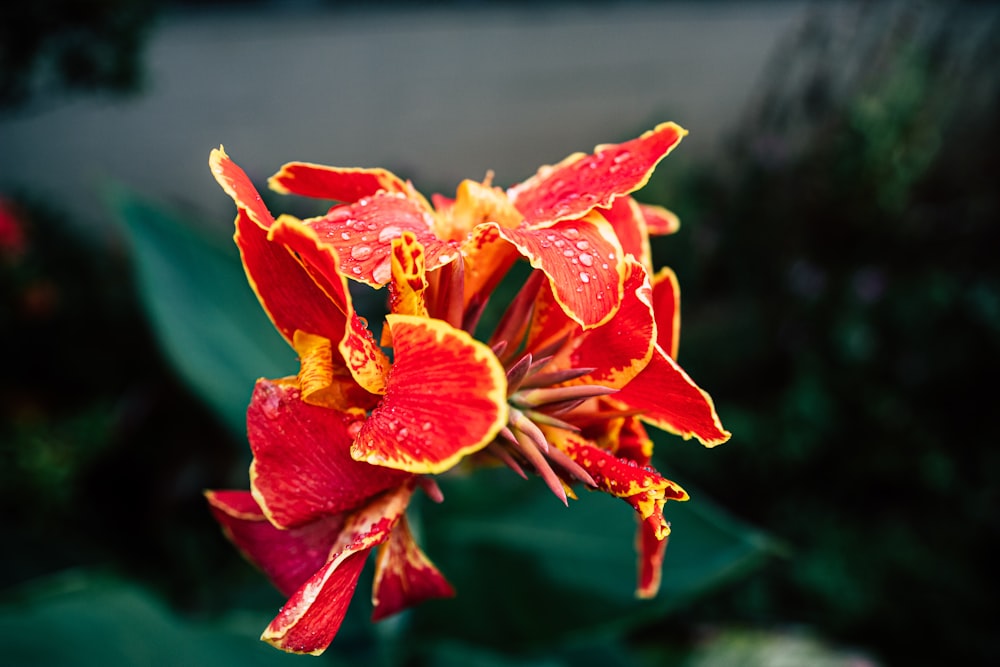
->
[[512, 384, 617, 409], [510, 429, 567, 505], [505, 353, 533, 395], [509, 408, 549, 453], [486, 441, 527, 479], [521, 366, 598, 389], [418, 477, 445, 503], [524, 409, 581, 432]]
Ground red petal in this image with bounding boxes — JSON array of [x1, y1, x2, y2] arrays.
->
[[371, 516, 455, 621], [210, 147, 275, 230], [247, 379, 410, 529], [636, 514, 668, 599], [614, 346, 730, 447], [352, 315, 508, 474], [600, 196, 652, 272], [236, 211, 349, 346], [508, 122, 686, 226], [564, 259, 656, 389], [268, 217, 390, 395], [554, 432, 683, 503], [261, 485, 413, 655], [651, 267, 680, 361], [268, 162, 410, 202], [491, 214, 625, 328], [638, 202, 681, 236], [306, 192, 460, 287], [205, 490, 344, 598]]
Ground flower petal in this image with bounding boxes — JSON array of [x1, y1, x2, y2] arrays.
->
[[305, 192, 460, 288], [261, 485, 414, 655], [388, 231, 429, 319], [599, 196, 652, 272], [352, 314, 508, 474], [205, 490, 344, 598], [247, 379, 410, 529], [638, 202, 681, 236], [268, 162, 410, 202], [268, 216, 390, 395], [371, 515, 455, 621], [636, 514, 668, 599], [562, 259, 656, 389], [651, 267, 681, 361], [508, 122, 687, 225], [236, 211, 349, 348], [210, 147, 275, 230], [490, 213, 626, 328], [614, 345, 730, 447]]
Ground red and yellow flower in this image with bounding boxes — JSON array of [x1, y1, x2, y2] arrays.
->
[[205, 122, 729, 654]]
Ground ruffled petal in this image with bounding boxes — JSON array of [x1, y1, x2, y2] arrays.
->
[[305, 192, 460, 288], [490, 213, 626, 328], [387, 231, 429, 320], [247, 379, 410, 529], [613, 346, 731, 447], [651, 267, 681, 361], [371, 515, 454, 621], [210, 147, 275, 230], [268, 162, 410, 202], [261, 485, 414, 655], [236, 211, 349, 348], [638, 202, 681, 236], [508, 122, 687, 225], [636, 513, 668, 599], [269, 216, 390, 395], [599, 196, 652, 272], [562, 259, 656, 389], [205, 490, 344, 598], [352, 314, 508, 474]]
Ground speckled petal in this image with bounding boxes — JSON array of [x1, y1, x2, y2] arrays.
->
[[247, 379, 410, 529], [490, 213, 626, 328], [508, 122, 686, 226], [352, 315, 508, 474], [210, 147, 274, 230], [371, 516, 455, 621]]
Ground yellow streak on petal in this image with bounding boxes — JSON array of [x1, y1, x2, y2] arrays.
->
[[389, 231, 429, 319]]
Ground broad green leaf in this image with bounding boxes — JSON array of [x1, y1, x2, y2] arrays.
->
[[407, 467, 775, 648], [0, 571, 348, 666], [109, 188, 295, 438]]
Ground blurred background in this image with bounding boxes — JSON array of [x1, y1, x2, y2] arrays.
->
[[1, 1, 998, 665]]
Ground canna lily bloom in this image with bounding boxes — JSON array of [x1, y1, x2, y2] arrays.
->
[[264, 122, 687, 330], [206, 151, 509, 653]]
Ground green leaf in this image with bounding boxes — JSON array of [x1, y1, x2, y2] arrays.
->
[[408, 468, 775, 649], [0, 571, 347, 666], [109, 188, 295, 438]]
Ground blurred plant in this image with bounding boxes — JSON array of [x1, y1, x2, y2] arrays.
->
[[638, 3, 1000, 664], [0, 0, 155, 113]]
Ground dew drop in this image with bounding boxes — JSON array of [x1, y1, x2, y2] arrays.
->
[[575, 240, 590, 251], [554, 239, 566, 248], [340, 231, 350, 241], [421, 421, 433, 431], [563, 249, 574, 257], [351, 245, 373, 260], [564, 228, 580, 240], [379, 226, 402, 242], [398, 427, 409, 439], [601, 263, 609, 269], [372, 257, 392, 283], [351, 266, 362, 274], [613, 151, 630, 164], [579, 272, 591, 284], [579, 253, 593, 267]]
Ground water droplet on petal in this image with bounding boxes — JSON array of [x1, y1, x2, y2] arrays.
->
[[379, 226, 402, 243], [564, 228, 580, 240], [613, 151, 630, 164], [575, 240, 590, 251], [352, 266, 362, 274], [579, 272, 591, 284], [563, 249, 574, 257], [340, 231, 351, 241], [579, 253, 593, 267], [351, 245, 373, 260]]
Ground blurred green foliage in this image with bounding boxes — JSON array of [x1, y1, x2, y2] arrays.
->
[[0, 0, 156, 112], [637, 4, 1000, 664]]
